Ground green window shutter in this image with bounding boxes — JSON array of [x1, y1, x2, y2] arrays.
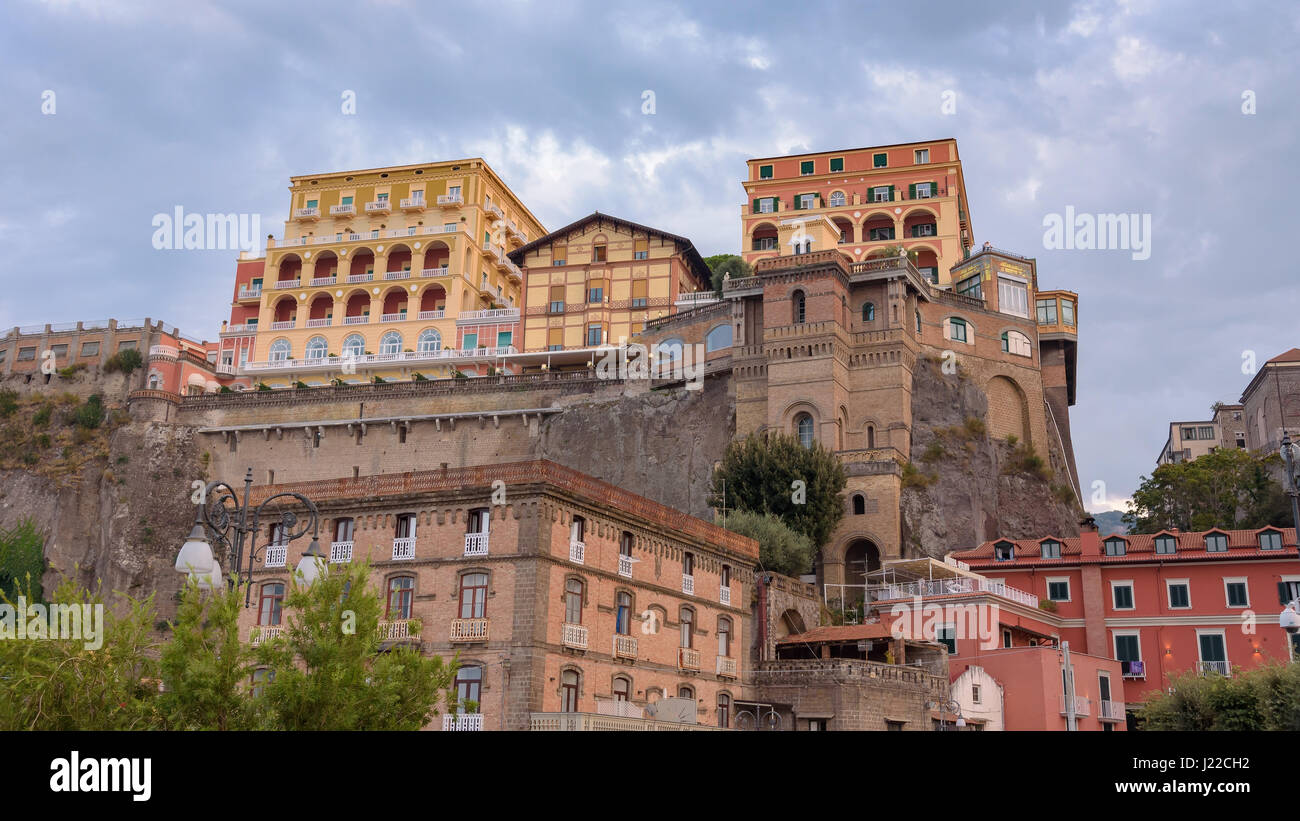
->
[[830, 157, 844, 172], [801, 160, 814, 175], [908, 183, 916, 199], [752, 198, 760, 214], [816, 193, 823, 207], [793, 195, 802, 211], [933, 180, 940, 195], [888, 185, 895, 202]]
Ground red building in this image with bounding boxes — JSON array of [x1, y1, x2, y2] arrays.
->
[[949, 521, 1300, 711]]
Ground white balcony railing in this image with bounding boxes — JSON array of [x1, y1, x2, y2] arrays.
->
[[250, 625, 285, 646], [613, 634, 638, 660], [720, 586, 732, 607], [380, 312, 408, 322], [417, 310, 445, 320], [343, 315, 370, 325], [293, 207, 320, 219], [238, 286, 261, 299], [716, 657, 737, 678], [1199, 660, 1231, 677], [378, 619, 417, 642], [679, 647, 701, 670], [269, 320, 295, 330], [682, 574, 695, 596], [392, 537, 416, 560], [618, 554, 633, 578], [365, 200, 391, 213], [215, 362, 236, 375], [330, 204, 355, 216], [330, 541, 353, 563], [873, 576, 1039, 609], [148, 344, 179, 359], [450, 618, 489, 642], [400, 196, 427, 211], [562, 622, 588, 650], [1059, 696, 1091, 717], [346, 273, 374, 283], [569, 540, 585, 564], [437, 194, 463, 206], [243, 346, 518, 372], [383, 270, 411, 280], [310, 276, 337, 286], [422, 266, 450, 277], [457, 307, 520, 322], [264, 545, 287, 568], [1098, 700, 1127, 721], [464, 532, 489, 557], [442, 713, 483, 731], [305, 318, 332, 327], [273, 279, 300, 289]]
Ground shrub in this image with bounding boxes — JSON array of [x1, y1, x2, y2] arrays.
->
[[35, 434, 51, 449], [901, 462, 937, 489], [0, 390, 17, 418], [963, 417, 986, 437], [219, 385, 233, 393], [721, 510, 816, 579], [921, 441, 945, 463], [74, 395, 105, 429], [294, 381, 309, 389], [57, 363, 87, 379], [412, 372, 428, 382], [103, 348, 143, 375], [256, 383, 272, 392], [32, 404, 52, 427]]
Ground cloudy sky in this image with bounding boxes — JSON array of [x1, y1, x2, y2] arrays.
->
[[2, 0, 1297, 509]]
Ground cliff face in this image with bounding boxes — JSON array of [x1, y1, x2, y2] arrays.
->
[[900, 356, 1081, 558]]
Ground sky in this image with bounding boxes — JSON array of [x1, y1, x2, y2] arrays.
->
[[1, 0, 1297, 511]]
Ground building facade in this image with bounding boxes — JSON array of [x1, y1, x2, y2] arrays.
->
[[1241, 348, 1300, 454]]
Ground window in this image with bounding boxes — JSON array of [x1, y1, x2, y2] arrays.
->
[[799, 193, 817, 209], [1198, 426, 1214, 439], [915, 148, 930, 164], [305, 336, 328, 359], [800, 160, 814, 175], [386, 576, 414, 619], [911, 222, 936, 237], [946, 317, 968, 343], [792, 290, 806, 324], [1112, 582, 1134, 610], [565, 578, 584, 624], [717, 617, 732, 657], [268, 339, 291, 361], [1115, 633, 1141, 666], [417, 328, 442, 353], [496, 331, 512, 348], [829, 191, 846, 207], [117, 340, 137, 351], [721, 564, 731, 592], [1154, 535, 1177, 555], [868, 225, 894, 241], [937, 624, 957, 655], [462, 332, 478, 350], [1002, 629, 1012, 648], [1061, 301, 1076, 325], [16, 347, 35, 361], [258, 583, 285, 626], [1104, 537, 1127, 556], [862, 302, 875, 322], [1036, 299, 1058, 325], [379, 331, 402, 355], [717, 693, 731, 727], [548, 285, 565, 314], [1225, 579, 1249, 608], [340, 196, 353, 206], [993, 541, 1014, 561], [956, 275, 982, 298], [795, 413, 814, 448], [467, 508, 489, 535], [616, 591, 632, 635], [453, 666, 482, 711], [871, 186, 891, 202], [1167, 581, 1191, 609], [915, 310, 922, 334], [1205, 533, 1228, 553], [592, 244, 607, 263], [1040, 540, 1061, 559], [873, 152, 887, 168], [251, 667, 274, 698], [705, 324, 732, 352], [759, 164, 773, 179], [678, 685, 694, 700], [853, 494, 865, 515], [1001, 330, 1032, 357], [757, 197, 776, 214], [972, 684, 982, 703], [680, 606, 694, 648], [1198, 632, 1228, 673], [997, 277, 1029, 317], [587, 282, 604, 302], [459, 572, 488, 619], [341, 334, 364, 358], [613, 676, 631, 701], [1260, 530, 1283, 550], [913, 183, 933, 199], [1180, 426, 1196, 440], [1047, 579, 1070, 602], [561, 670, 579, 712]]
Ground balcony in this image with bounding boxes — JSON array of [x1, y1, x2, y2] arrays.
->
[[450, 618, 489, 642], [716, 657, 737, 678], [456, 307, 520, 323], [380, 312, 408, 322], [346, 273, 374, 284], [618, 554, 633, 578], [378, 619, 419, 642], [309, 276, 336, 287], [365, 200, 391, 215], [383, 270, 411, 281], [682, 574, 695, 596], [464, 532, 489, 557], [250, 625, 284, 646], [215, 362, 236, 376], [1198, 660, 1231, 677], [242, 346, 519, 373], [530, 712, 722, 731], [1059, 696, 1091, 717], [305, 318, 332, 328], [272, 278, 301, 290], [569, 540, 585, 565], [442, 713, 483, 731], [871, 576, 1039, 609], [330, 541, 353, 564], [417, 310, 446, 320], [1121, 660, 1146, 679], [237, 286, 261, 300], [484, 203, 504, 220], [422, 266, 450, 278], [437, 194, 463, 208], [269, 320, 295, 330], [1098, 700, 1127, 722], [720, 586, 732, 607], [507, 222, 526, 245], [293, 207, 320, 220], [264, 545, 287, 568], [562, 622, 588, 650], [679, 647, 701, 671], [148, 344, 179, 359], [391, 537, 416, 561], [400, 196, 427, 212], [330, 204, 356, 217], [343, 315, 370, 325], [613, 634, 638, 660]]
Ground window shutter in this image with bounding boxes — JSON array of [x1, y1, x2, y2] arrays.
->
[[793, 195, 802, 211], [752, 198, 760, 214], [888, 185, 895, 202], [932, 180, 940, 195], [1281, 582, 1291, 606], [908, 183, 916, 200]]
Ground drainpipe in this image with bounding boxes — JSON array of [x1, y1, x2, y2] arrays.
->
[[757, 574, 770, 661]]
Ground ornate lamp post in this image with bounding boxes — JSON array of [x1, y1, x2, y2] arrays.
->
[[1279, 436, 1300, 659], [174, 467, 326, 605], [925, 698, 966, 732]]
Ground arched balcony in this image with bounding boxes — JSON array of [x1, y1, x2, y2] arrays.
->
[[832, 216, 854, 245], [384, 244, 413, 281], [348, 249, 376, 283], [343, 291, 371, 325], [311, 251, 338, 286], [306, 294, 334, 328], [912, 247, 940, 284], [270, 296, 297, 330], [863, 214, 896, 243], [903, 209, 938, 240], [418, 286, 447, 319], [422, 241, 450, 276], [275, 254, 302, 289], [750, 222, 778, 254], [380, 288, 409, 323]]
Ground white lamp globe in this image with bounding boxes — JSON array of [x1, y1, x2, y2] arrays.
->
[[175, 524, 215, 575], [195, 561, 223, 591]]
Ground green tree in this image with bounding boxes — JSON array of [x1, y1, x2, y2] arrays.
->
[[0, 518, 46, 603], [708, 432, 847, 548], [721, 509, 816, 578], [703, 253, 752, 295], [1123, 449, 1290, 533], [1139, 662, 1300, 731], [103, 347, 143, 375], [254, 561, 457, 730]]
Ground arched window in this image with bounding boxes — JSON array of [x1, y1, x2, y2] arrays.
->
[[658, 337, 684, 363], [677, 684, 695, 700], [792, 290, 806, 324], [386, 576, 414, 619], [829, 191, 846, 207], [795, 413, 815, 448], [717, 616, 732, 657], [453, 665, 482, 712], [458, 572, 488, 619], [305, 336, 328, 359], [853, 494, 866, 515], [616, 591, 632, 635], [417, 328, 442, 354], [565, 578, 584, 624], [946, 317, 968, 343], [268, 339, 291, 361], [251, 667, 275, 698], [258, 583, 285, 626], [613, 676, 631, 702], [341, 334, 364, 357], [915, 310, 922, 335], [1001, 330, 1031, 357], [680, 606, 694, 649], [148, 372, 161, 390], [867, 424, 876, 449], [561, 670, 580, 712], [379, 331, 402, 355], [717, 693, 731, 727], [705, 324, 733, 352], [862, 302, 875, 322]]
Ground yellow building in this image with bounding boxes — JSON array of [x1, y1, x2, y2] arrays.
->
[[239, 159, 545, 386], [510, 212, 712, 357]]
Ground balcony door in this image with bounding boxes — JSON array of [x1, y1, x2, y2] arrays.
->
[[334, 518, 354, 542], [458, 573, 487, 620], [395, 513, 416, 539], [467, 508, 490, 535]]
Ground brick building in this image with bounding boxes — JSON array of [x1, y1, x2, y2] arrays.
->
[[1241, 348, 1300, 454]]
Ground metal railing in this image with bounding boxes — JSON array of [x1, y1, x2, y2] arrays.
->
[[250, 625, 285, 646], [1059, 695, 1091, 717], [1198, 660, 1231, 677], [310, 276, 337, 286], [330, 541, 353, 563], [383, 270, 411, 280], [273, 279, 300, 289], [562, 622, 588, 650], [442, 713, 483, 731], [569, 540, 585, 564], [872, 577, 1039, 609], [613, 634, 638, 660], [417, 310, 445, 320], [682, 574, 695, 596], [400, 196, 426, 210], [720, 586, 732, 607], [391, 536, 416, 560], [343, 315, 369, 325], [1098, 699, 1126, 721], [378, 619, 417, 641], [269, 321, 295, 330], [618, 555, 633, 578], [437, 194, 463, 206], [305, 318, 332, 327], [346, 273, 374, 283], [678, 647, 701, 670], [450, 618, 489, 642], [238, 286, 261, 299], [716, 657, 737, 678], [264, 545, 287, 568], [464, 532, 489, 557]]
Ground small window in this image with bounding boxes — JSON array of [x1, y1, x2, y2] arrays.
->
[[800, 160, 814, 176], [795, 413, 814, 448], [793, 290, 806, 324], [1047, 580, 1070, 602], [946, 318, 968, 343], [258, 583, 285, 626], [1205, 533, 1228, 553], [679, 606, 694, 649], [759, 164, 773, 179], [1001, 330, 1032, 357], [852, 494, 865, 515], [1225, 580, 1249, 608], [799, 193, 817, 209], [1040, 540, 1061, 559], [871, 186, 891, 202], [872, 152, 887, 168], [937, 624, 957, 655], [993, 541, 1015, 561], [829, 157, 844, 172], [956, 275, 982, 298], [1260, 530, 1283, 550], [565, 578, 585, 624], [1168, 582, 1191, 609], [829, 191, 846, 207], [592, 244, 607, 263], [1112, 583, 1134, 610], [386, 576, 414, 620], [1104, 537, 1127, 556], [914, 148, 930, 164], [717, 693, 731, 727], [971, 683, 982, 703], [862, 302, 875, 322], [1154, 535, 1177, 555]]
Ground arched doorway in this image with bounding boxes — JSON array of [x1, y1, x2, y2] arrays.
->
[[842, 539, 880, 618]]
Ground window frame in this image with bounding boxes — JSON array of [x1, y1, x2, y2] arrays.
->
[[1166, 579, 1192, 609], [1224, 577, 1249, 608], [1111, 580, 1135, 611], [1046, 577, 1071, 603]]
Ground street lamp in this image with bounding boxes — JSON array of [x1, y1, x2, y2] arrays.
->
[[174, 467, 324, 605], [1280, 435, 1300, 531], [925, 698, 966, 731]]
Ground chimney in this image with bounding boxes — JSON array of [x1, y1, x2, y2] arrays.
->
[[1079, 515, 1098, 532]]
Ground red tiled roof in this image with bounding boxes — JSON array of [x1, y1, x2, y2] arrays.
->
[[953, 527, 1297, 567], [1267, 348, 1300, 365], [777, 623, 894, 645]]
